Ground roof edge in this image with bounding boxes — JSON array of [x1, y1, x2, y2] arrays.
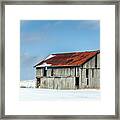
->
[[52, 49, 100, 55], [34, 50, 100, 67]]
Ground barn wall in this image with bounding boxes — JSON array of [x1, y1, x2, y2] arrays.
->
[[82, 57, 95, 68], [80, 68, 100, 89], [79, 53, 100, 89], [53, 68, 71, 77], [82, 53, 100, 69], [97, 53, 100, 68], [40, 77, 75, 89], [36, 68, 43, 77], [36, 67, 76, 77]]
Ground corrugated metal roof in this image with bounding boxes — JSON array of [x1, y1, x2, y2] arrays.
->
[[35, 50, 100, 67]]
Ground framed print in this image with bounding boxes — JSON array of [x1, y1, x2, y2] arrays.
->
[[0, 0, 119, 119]]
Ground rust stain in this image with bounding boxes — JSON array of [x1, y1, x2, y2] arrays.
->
[[35, 50, 100, 67]]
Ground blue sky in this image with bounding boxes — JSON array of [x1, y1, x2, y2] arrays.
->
[[20, 20, 100, 80]]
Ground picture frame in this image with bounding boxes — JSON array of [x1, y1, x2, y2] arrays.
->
[[0, 0, 119, 119]]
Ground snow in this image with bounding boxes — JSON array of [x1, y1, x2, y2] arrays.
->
[[36, 62, 51, 67], [20, 80, 36, 88], [35, 55, 55, 67], [19, 88, 100, 101], [44, 54, 56, 60]]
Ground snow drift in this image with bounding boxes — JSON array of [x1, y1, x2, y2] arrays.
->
[[19, 88, 100, 101]]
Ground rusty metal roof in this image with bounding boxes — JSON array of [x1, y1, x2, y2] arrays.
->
[[35, 50, 100, 67]]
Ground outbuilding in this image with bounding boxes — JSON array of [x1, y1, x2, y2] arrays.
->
[[35, 50, 100, 89]]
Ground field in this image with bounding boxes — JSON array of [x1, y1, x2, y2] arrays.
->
[[19, 88, 100, 101]]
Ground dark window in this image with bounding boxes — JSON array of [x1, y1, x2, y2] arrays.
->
[[43, 67, 47, 76], [86, 69, 88, 78], [86, 69, 89, 85], [92, 69, 94, 78], [51, 69, 54, 76], [95, 55, 97, 68], [37, 78, 41, 88], [75, 67, 76, 76], [81, 64, 83, 68], [75, 77, 79, 89], [77, 67, 79, 76], [87, 78, 89, 85]]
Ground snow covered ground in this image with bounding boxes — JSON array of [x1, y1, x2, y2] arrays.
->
[[20, 80, 36, 88], [19, 88, 100, 101]]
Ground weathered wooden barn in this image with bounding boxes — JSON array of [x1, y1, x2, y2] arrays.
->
[[35, 50, 100, 89]]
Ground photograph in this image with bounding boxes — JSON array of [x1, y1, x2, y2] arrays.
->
[[2, 2, 117, 117], [20, 20, 100, 101]]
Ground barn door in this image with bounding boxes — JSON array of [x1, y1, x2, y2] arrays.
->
[[75, 77, 79, 89], [37, 78, 41, 88]]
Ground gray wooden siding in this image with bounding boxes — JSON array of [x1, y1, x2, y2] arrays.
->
[[40, 77, 75, 90], [36, 67, 76, 77], [97, 53, 100, 68], [82, 53, 100, 68], [36, 68, 43, 77], [82, 57, 95, 68]]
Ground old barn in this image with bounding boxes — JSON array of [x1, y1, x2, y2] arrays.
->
[[35, 50, 100, 89]]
